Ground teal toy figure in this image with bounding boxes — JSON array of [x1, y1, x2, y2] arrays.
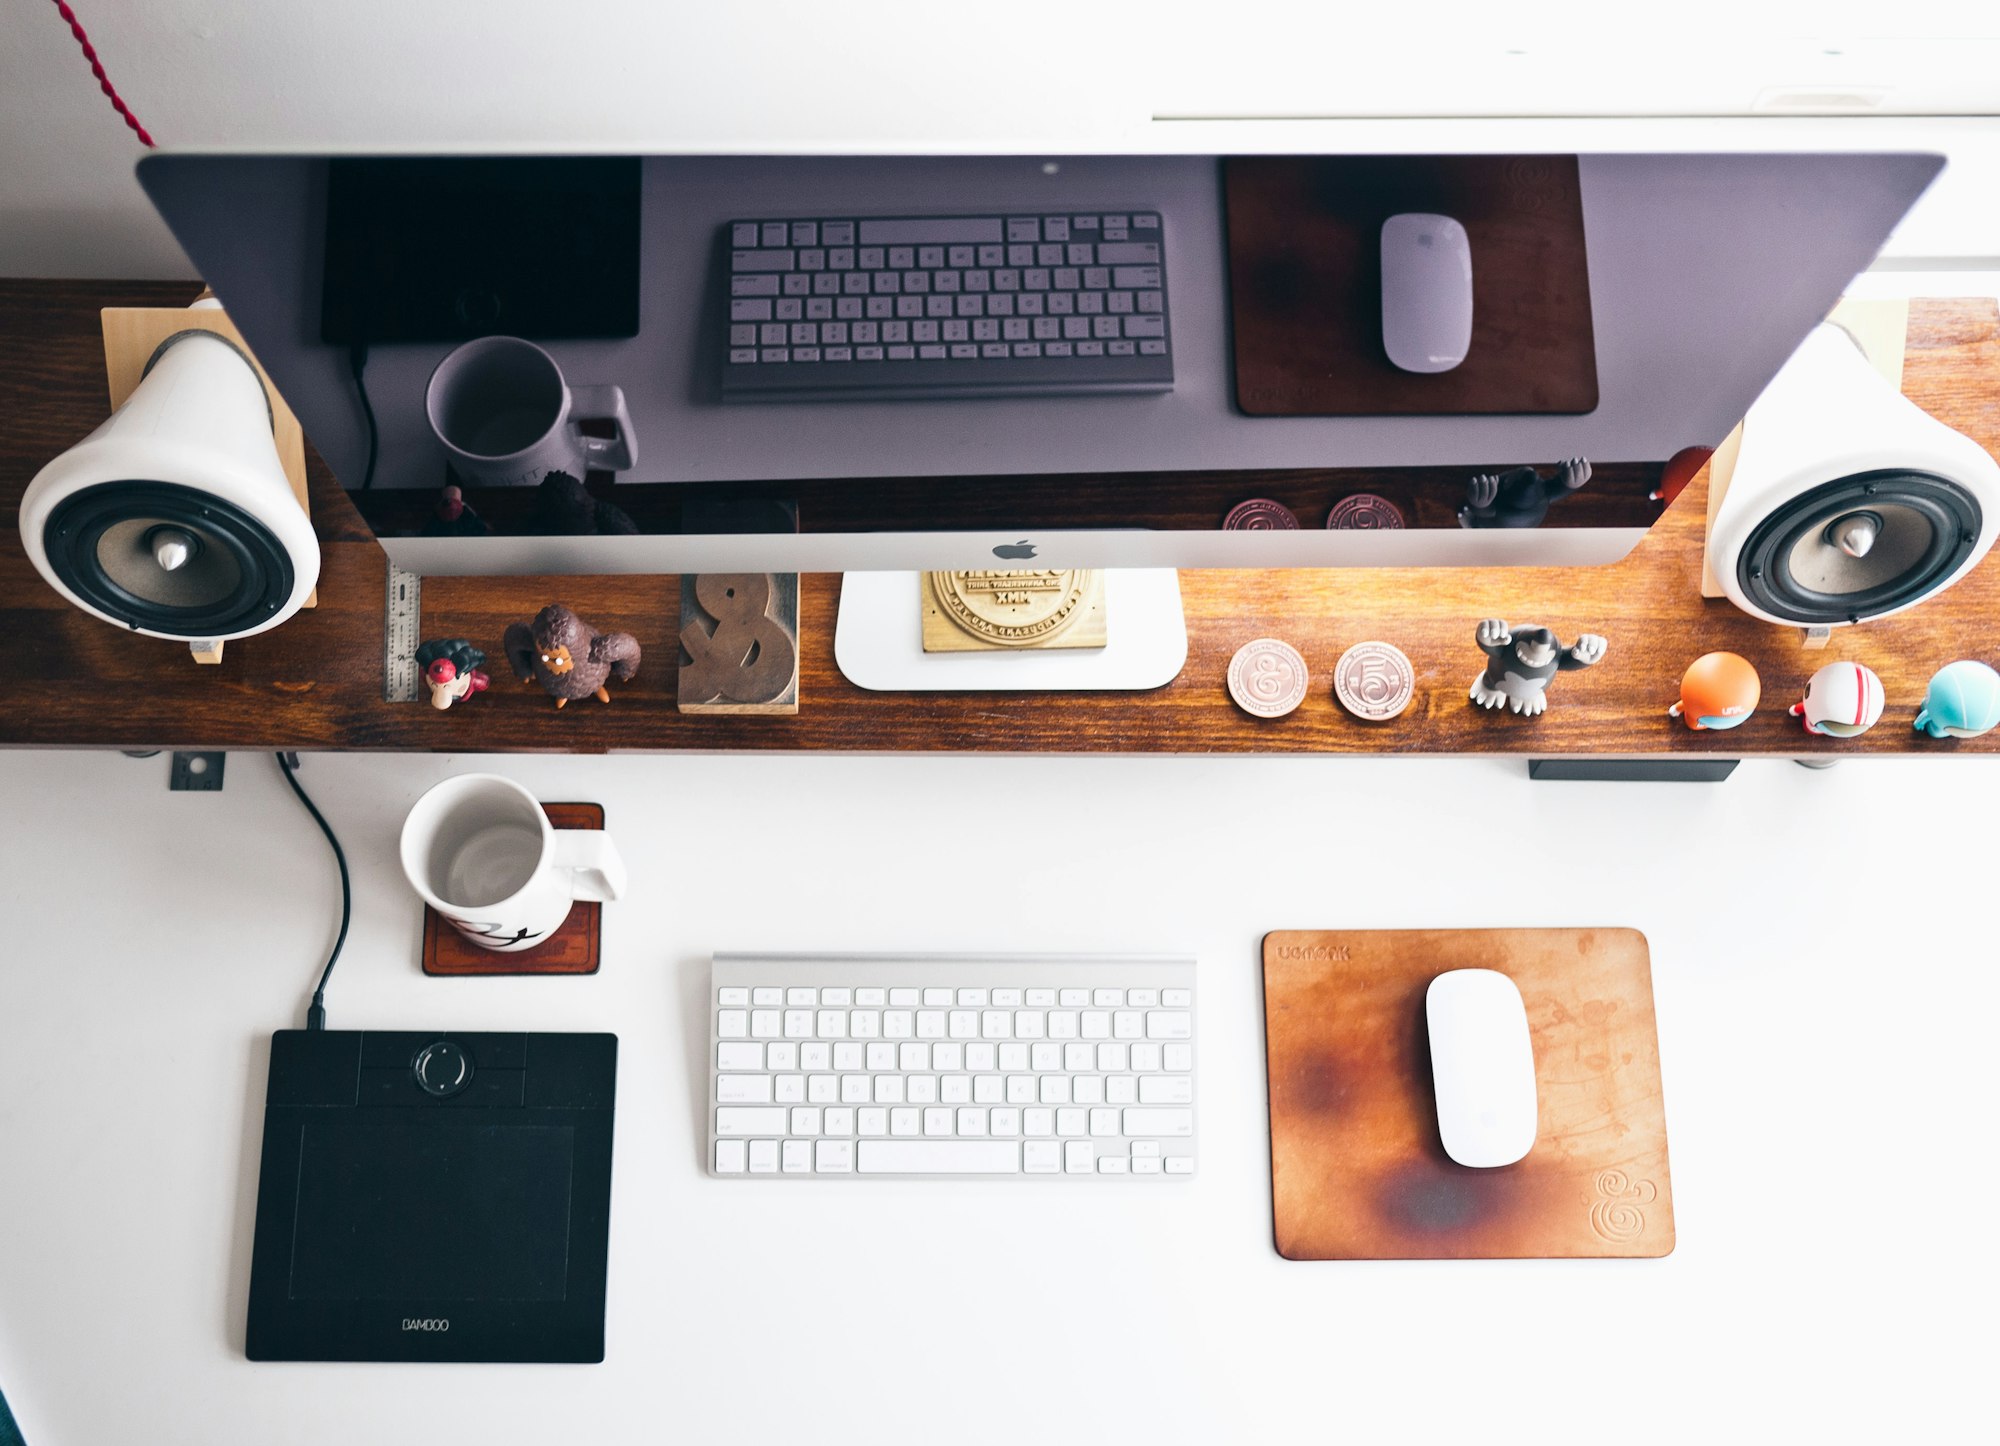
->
[[1913, 660, 2000, 739]]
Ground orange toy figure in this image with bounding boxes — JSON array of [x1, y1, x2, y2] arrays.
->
[[1667, 651, 1761, 731]]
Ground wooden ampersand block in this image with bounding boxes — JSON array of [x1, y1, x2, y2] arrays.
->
[[677, 572, 800, 714]]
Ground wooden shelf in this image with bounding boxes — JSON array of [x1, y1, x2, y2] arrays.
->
[[4, 278, 1997, 757]]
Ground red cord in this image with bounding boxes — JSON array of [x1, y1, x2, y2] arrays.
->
[[50, 0, 155, 147]]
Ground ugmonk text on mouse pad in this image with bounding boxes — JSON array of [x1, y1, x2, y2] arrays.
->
[[1262, 929, 1672, 1260]]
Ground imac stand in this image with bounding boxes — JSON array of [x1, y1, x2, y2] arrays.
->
[[834, 570, 1187, 692]]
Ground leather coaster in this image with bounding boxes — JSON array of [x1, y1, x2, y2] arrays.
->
[[1263, 928, 1672, 1259], [422, 802, 603, 976]]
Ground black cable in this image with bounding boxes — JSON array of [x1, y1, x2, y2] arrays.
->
[[275, 752, 349, 1031], [348, 342, 379, 490]]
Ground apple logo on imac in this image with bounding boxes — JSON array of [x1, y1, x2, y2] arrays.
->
[[992, 540, 1038, 560]]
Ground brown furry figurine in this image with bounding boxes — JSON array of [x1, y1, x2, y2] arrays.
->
[[503, 604, 642, 709]]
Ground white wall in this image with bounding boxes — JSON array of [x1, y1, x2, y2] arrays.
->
[[3, 1, 1998, 279]]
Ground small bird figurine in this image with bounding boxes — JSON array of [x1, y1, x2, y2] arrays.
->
[[503, 604, 642, 709], [414, 638, 490, 711]]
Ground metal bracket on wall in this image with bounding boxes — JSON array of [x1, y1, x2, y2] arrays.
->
[[169, 751, 226, 790], [1529, 758, 1740, 783]]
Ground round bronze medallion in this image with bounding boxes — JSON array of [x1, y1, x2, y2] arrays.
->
[[1223, 498, 1301, 530], [1333, 641, 1416, 721], [1326, 494, 1406, 530], [930, 569, 1097, 647]]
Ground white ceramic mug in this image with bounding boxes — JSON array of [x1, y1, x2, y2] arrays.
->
[[399, 774, 625, 951]]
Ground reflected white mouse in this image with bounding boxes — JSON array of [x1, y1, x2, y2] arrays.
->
[[1380, 212, 1473, 374], [1426, 968, 1537, 1167]]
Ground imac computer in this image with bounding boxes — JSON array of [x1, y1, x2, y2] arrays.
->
[[133, 147, 1941, 685]]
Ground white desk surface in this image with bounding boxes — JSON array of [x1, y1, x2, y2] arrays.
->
[[1, 747, 1993, 1443]]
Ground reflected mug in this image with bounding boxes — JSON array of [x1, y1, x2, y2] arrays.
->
[[399, 773, 625, 951], [425, 335, 637, 487]]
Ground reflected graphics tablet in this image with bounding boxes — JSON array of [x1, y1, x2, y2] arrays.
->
[[247, 1031, 616, 1363]]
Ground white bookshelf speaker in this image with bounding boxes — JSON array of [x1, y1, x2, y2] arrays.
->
[[1709, 321, 2000, 627], [19, 324, 320, 649]]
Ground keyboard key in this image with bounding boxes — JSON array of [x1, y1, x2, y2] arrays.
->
[[717, 1009, 747, 1038], [1165, 1043, 1193, 1071], [1165, 1157, 1195, 1174], [1114, 1011, 1143, 1039], [782, 1140, 811, 1173], [1097, 1042, 1127, 1072], [856, 988, 887, 1006], [889, 988, 919, 1007], [1024, 1140, 1061, 1173], [1024, 1108, 1054, 1137], [767, 1042, 798, 1071], [753, 987, 782, 1006], [1098, 1157, 1130, 1174], [816, 1140, 854, 1172], [908, 1076, 935, 1103], [1146, 1011, 1192, 1039], [821, 221, 855, 245], [1089, 1108, 1120, 1137], [823, 1107, 854, 1137], [1123, 316, 1165, 338], [749, 1139, 779, 1172], [1140, 1076, 1192, 1104], [775, 1075, 805, 1103], [1097, 242, 1159, 264], [841, 1073, 871, 1102], [717, 1042, 763, 1071], [733, 250, 795, 271], [1129, 1042, 1162, 1072], [1132, 1156, 1162, 1174], [858, 1107, 888, 1135], [991, 1106, 1021, 1136], [715, 1139, 747, 1173], [731, 223, 759, 247], [890, 1106, 919, 1135], [1106, 1075, 1137, 1104], [1065, 1141, 1095, 1174], [717, 1075, 773, 1103], [1007, 217, 1040, 242], [1122, 1108, 1193, 1137], [940, 1075, 971, 1104], [957, 1108, 988, 1136], [1026, 989, 1057, 1007], [715, 1107, 786, 1136], [1074, 1075, 1104, 1105], [791, 1106, 821, 1135], [874, 1075, 905, 1103], [1056, 1108, 1086, 1136], [923, 1107, 954, 1136], [1140, 340, 1168, 355]]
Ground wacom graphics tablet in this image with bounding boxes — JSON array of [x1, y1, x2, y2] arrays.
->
[[247, 1030, 616, 1363]]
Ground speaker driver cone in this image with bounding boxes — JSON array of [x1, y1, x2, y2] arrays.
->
[[1736, 469, 1980, 625], [45, 481, 294, 636]]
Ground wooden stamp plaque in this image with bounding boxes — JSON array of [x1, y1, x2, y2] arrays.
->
[[1262, 928, 1673, 1260], [422, 803, 603, 976]]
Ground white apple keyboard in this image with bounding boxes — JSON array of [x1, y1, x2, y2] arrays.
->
[[707, 953, 1196, 1177]]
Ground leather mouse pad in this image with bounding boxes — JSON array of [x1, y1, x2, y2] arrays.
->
[[1262, 928, 1672, 1259], [1224, 155, 1598, 416]]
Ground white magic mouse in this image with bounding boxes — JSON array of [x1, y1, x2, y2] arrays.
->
[[1380, 212, 1473, 374], [1426, 968, 1537, 1168]]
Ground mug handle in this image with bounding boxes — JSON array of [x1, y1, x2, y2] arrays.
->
[[551, 830, 627, 902], [568, 384, 637, 473]]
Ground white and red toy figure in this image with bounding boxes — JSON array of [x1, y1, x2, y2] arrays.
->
[[1789, 660, 1886, 738], [415, 638, 490, 712]]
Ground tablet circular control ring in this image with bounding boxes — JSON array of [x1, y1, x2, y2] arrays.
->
[[413, 1041, 472, 1097]]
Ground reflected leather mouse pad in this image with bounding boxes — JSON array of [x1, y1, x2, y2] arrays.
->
[[1225, 156, 1598, 417], [1262, 928, 1672, 1260]]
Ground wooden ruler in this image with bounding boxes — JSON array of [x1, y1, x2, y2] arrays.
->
[[383, 562, 422, 702]]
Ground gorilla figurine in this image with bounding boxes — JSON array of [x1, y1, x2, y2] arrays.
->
[[1470, 619, 1606, 717], [1459, 457, 1592, 529]]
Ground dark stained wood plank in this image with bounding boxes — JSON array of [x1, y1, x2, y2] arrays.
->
[[3, 278, 1997, 757]]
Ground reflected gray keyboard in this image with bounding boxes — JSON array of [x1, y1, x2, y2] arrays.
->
[[707, 953, 1196, 1177], [719, 212, 1174, 401]]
